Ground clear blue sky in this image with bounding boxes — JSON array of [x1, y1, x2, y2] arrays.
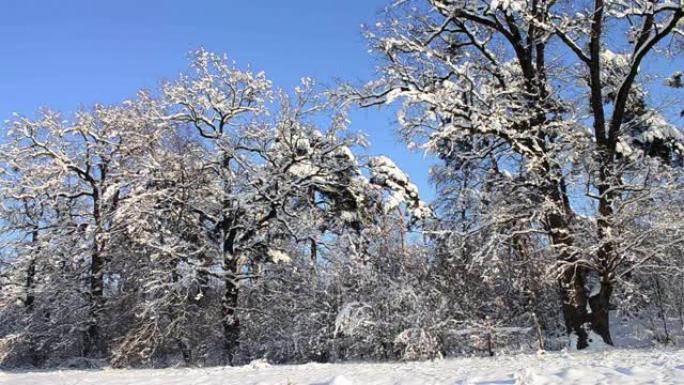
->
[[0, 0, 435, 200]]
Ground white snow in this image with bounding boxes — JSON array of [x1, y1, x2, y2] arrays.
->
[[3, 349, 683, 385], [385, 88, 404, 104], [267, 249, 291, 264], [490, 0, 527, 12], [288, 161, 318, 177]]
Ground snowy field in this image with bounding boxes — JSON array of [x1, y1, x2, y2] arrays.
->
[[2, 349, 684, 385]]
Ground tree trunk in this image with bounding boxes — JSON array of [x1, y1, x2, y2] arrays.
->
[[544, 191, 596, 349], [560, 270, 614, 349], [590, 164, 615, 347], [25, 227, 39, 365], [85, 189, 105, 357], [86, 245, 105, 356], [222, 256, 240, 364], [197, 252, 212, 302], [588, 278, 613, 346], [171, 258, 193, 365], [559, 266, 590, 349], [24, 228, 38, 312]]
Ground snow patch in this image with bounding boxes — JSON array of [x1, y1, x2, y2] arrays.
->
[[267, 249, 291, 264], [247, 358, 271, 369], [315, 375, 355, 385], [5, 349, 684, 385]]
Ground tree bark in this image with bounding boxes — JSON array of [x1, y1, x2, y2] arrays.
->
[[85, 188, 105, 357], [560, 268, 614, 348], [85, 249, 105, 356], [560, 274, 590, 348], [171, 259, 193, 365], [221, 222, 240, 364], [542, 174, 594, 348], [588, 278, 613, 345], [222, 257, 240, 364], [24, 227, 38, 312]]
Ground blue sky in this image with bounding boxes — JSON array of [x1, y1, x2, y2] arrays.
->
[[0, 0, 435, 200]]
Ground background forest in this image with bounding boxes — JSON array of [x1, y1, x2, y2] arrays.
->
[[2, 0, 684, 368]]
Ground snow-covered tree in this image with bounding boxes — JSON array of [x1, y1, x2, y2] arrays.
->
[[0, 49, 429, 367], [0, 97, 161, 360], [357, 0, 684, 348], [149, 50, 427, 363]]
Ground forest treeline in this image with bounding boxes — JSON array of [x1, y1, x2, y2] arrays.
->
[[2, 0, 684, 368]]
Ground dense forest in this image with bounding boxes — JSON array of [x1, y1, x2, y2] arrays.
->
[[2, 0, 684, 368]]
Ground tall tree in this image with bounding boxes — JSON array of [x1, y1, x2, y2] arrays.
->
[[109, 49, 430, 364], [1, 96, 164, 357], [358, 0, 684, 348]]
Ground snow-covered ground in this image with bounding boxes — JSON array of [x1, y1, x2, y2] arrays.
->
[[2, 349, 683, 385]]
